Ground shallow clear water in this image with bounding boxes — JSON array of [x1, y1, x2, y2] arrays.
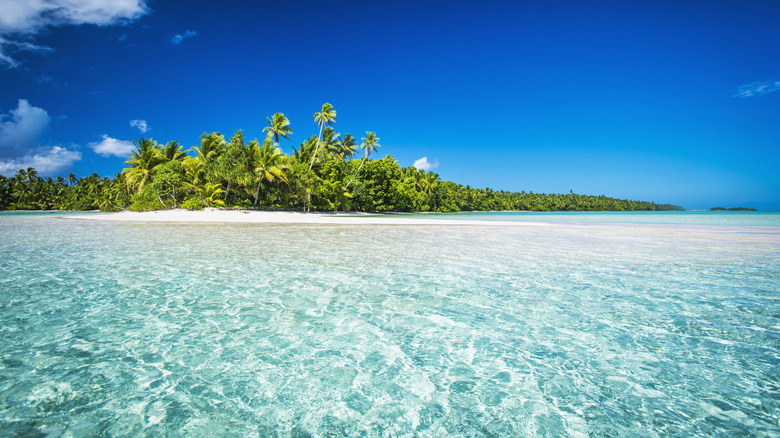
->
[[1, 213, 778, 437], [403, 210, 780, 227]]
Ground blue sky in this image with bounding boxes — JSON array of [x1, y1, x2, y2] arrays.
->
[[1, 0, 778, 209]]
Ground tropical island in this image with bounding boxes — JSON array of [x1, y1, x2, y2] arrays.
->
[[0, 104, 683, 213], [710, 207, 758, 211]]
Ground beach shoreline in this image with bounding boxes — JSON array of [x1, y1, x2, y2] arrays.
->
[[61, 208, 548, 226]]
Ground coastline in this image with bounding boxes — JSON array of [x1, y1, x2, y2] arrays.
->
[[50, 209, 780, 228], [62, 209, 550, 226]]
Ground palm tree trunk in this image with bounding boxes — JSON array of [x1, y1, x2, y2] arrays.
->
[[254, 180, 262, 206], [308, 123, 325, 170], [346, 155, 367, 188]]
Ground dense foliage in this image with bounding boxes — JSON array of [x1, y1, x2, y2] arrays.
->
[[710, 207, 757, 211], [0, 105, 682, 213]]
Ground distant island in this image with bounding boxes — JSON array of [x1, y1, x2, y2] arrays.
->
[[710, 207, 758, 211], [0, 104, 683, 213]]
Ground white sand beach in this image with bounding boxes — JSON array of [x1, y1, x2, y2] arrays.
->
[[67, 209, 546, 226]]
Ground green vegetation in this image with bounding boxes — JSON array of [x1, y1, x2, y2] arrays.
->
[[711, 206, 758, 211], [0, 104, 683, 213]]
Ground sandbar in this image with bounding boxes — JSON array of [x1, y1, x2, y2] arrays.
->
[[66, 209, 547, 226]]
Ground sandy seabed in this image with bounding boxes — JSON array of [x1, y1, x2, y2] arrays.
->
[[67, 209, 545, 226]]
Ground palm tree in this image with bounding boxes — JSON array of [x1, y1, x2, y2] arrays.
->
[[160, 141, 187, 162], [262, 113, 293, 145], [83, 173, 102, 200], [109, 173, 130, 208], [292, 135, 318, 165], [96, 185, 116, 211], [24, 167, 37, 184], [198, 182, 225, 207], [420, 172, 439, 210], [193, 132, 226, 163], [251, 138, 289, 206], [0, 175, 11, 210], [182, 157, 206, 191], [12, 169, 32, 207], [337, 133, 358, 160], [320, 126, 341, 159], [123, 138, 162, 193], [346, 131, 380, 188], [309, 103, 336, 170]]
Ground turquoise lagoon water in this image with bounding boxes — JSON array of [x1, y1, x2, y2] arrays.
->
[[403, 210, 780, 227], [0, 211, 778, 437]]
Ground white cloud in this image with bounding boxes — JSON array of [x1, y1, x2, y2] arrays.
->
[[0, 146, 81, 176], [171, 30, 197, 45], [732, 78, 780, 98], [0, 0, 150, 67], [0, 99, 50, 157], [412, 156, 439, 171], [130, 119, 148, 132], [88, 134, 134, 157], [0, 36, 53, 67], [0, 0, 148, 32], [0, 99, 81, 176]]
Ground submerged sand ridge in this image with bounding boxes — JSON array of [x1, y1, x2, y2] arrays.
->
[[66, 209, 548, 226]]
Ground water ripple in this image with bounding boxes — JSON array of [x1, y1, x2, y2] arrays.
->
[[0, 216, 778, 436]]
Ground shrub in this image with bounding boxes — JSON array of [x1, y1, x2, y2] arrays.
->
[[181, 197, 205, 210], [128, 199, 166, 211]]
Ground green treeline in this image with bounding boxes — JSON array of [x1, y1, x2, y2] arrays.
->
[[710, 207, 757, 211], [0, 105, 682, 213]]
